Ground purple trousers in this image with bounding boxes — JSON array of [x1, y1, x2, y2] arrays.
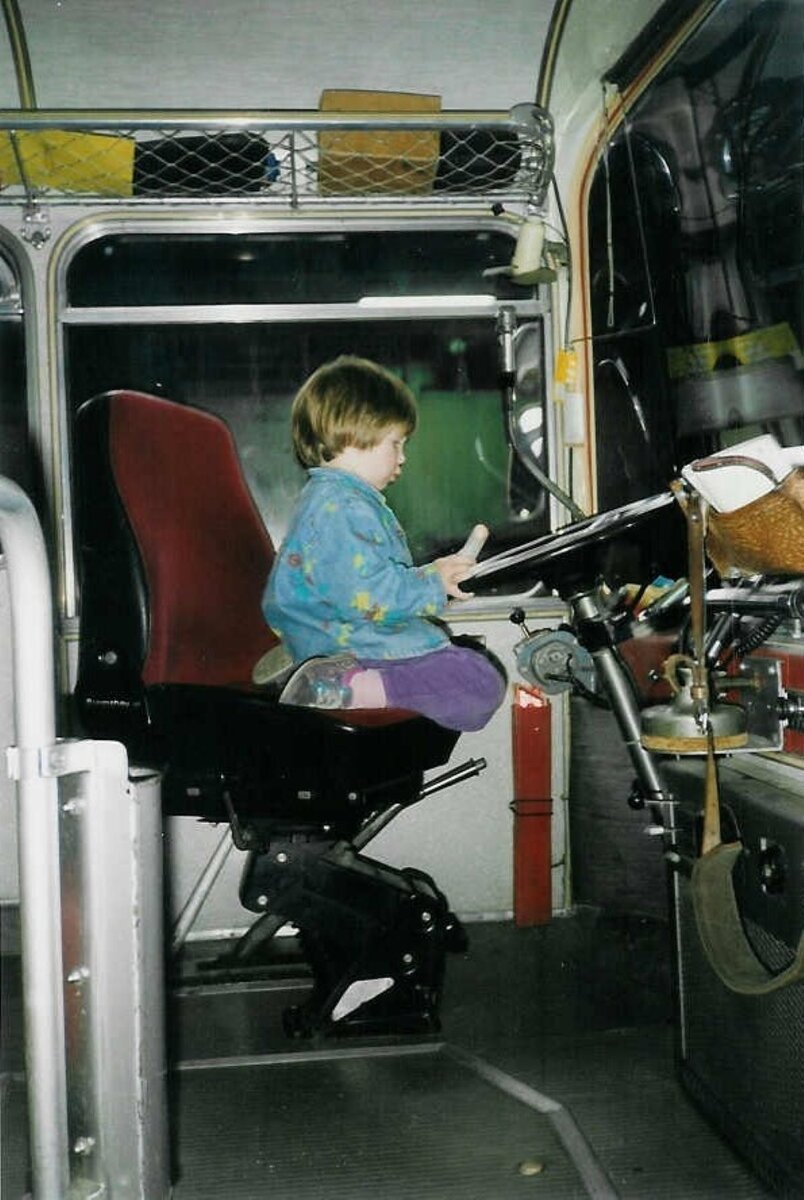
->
[[360, 643, 507, 732]]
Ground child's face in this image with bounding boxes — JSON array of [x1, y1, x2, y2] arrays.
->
[[330, 425, 408, 491]]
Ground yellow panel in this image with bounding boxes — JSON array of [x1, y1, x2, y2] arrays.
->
[[0, 130, 134, 196], [666, 322, 801, 380]]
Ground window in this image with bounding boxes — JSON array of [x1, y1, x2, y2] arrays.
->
[[64, 225, 549, 581], [588, 0, 804, 509], [0, 249, 35, 503]]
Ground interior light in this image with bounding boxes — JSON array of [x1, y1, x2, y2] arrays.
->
[[357, 294, 497, 309]]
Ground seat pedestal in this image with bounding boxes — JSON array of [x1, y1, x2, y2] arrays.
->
[[240, 839, 467, 1038]]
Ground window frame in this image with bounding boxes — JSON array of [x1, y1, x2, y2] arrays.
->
[[55, 213, 551, 618]]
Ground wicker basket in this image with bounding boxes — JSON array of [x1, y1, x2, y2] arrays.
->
[[705, 467, 804, 575]]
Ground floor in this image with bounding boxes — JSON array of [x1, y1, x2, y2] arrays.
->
[[1, 904, 776, 1199]]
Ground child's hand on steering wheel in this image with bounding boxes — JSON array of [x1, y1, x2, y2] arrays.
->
[[434, 553, 475, 598]]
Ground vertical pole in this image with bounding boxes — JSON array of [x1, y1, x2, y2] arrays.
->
[[74, 757, 171, 1198], [0, 476, 69, 1199], [686, 491, 710, 725]]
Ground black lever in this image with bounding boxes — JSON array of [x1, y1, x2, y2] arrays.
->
[[510, 607, 535, 637]]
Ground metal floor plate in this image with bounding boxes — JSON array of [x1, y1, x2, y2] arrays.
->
[[171, 1043, 598, 1200]]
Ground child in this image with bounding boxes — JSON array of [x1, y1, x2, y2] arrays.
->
[[262, 355, 506, 732]]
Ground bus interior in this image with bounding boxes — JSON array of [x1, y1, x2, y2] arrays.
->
[[1, 0, 803, 1196]]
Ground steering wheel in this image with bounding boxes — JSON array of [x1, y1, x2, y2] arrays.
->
[[470, 491, 686, 598]]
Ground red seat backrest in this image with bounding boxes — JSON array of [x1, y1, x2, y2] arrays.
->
[[109, 391, 280, 687]]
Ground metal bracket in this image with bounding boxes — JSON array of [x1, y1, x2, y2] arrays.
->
[[7, 738, 97, 781], [20, 199, 52, 248], [724, 655, 785, 753]]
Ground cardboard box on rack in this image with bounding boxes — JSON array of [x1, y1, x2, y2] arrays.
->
[[318, 89, 441, 196]]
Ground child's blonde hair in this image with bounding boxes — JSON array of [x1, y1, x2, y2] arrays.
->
[[291, 355, 417, 467]]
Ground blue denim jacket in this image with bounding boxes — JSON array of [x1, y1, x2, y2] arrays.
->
[[263, 467, 449, 663]]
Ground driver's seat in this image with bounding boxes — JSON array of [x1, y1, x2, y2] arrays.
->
[[72, 389, 471, 1037]]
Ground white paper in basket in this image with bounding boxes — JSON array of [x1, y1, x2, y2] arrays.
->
[[681, 435, 804, 512]]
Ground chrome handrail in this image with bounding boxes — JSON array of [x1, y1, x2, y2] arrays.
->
[[0, 476, 68, 1200]]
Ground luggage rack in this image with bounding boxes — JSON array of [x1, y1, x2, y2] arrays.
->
[[0, 103, 553, 212]]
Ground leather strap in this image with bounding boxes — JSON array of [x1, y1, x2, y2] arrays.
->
[[692, 841, 804, 995], [687, 454, 779, 484]]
